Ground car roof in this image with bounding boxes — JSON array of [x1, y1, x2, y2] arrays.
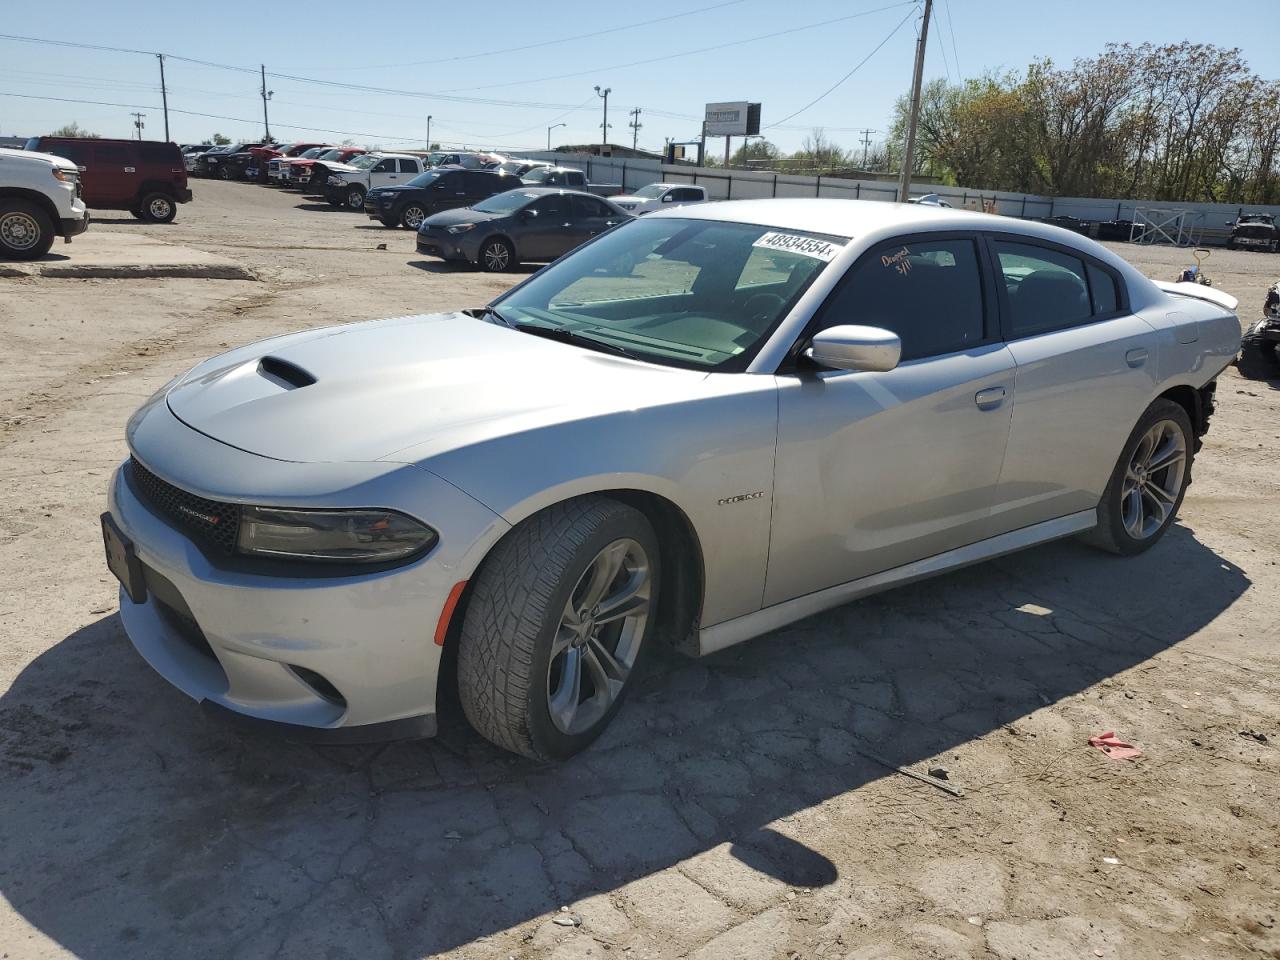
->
[[510, 186, 612, 199]]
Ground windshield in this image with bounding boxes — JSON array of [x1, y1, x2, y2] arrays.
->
[[498, 161, 529, 175], [298, 147, 326, 159], [316, 149, 344, 161], [473, 190, 538, 215], [632, 184, 667, 199], [348, 154, 380, 170], [493, 218, 846, 371], [522, 167, 558, 183], [406, 169, 448, 187]]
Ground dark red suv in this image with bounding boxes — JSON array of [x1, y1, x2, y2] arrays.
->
[[24, 137, 192, 223]]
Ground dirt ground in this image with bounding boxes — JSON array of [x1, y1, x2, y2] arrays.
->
[[0, 181, 1277, 960]]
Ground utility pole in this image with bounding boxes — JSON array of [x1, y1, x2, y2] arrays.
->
[[157, 54, 170, 141], [897, 0, 932, 202], [260, 64, 273, 143], [547, 122, 566, 151], [628, 107, 642, 151], [426, 115, 432, 149], [130, 112, 146, 140], [594, 85, 611, 154], [858, 128, 877, 168]]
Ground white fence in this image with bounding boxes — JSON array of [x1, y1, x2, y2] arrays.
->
[[515, 151, 1280, 245]]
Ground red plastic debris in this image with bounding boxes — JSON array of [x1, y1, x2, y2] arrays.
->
[[1088, 731, 1143, 761]]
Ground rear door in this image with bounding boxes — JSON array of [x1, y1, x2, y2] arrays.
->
[[519, 194, 574, 260], [569, 194, 622, 249], [88, 142, 137, 207], [985, 234, 1157, 532], [766, 232, 1016, 605]]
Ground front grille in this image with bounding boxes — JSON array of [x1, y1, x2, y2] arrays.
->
[[127, 458, 240, 554]]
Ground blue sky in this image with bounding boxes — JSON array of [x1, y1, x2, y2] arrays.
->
[[2, 0, 1276, 154]]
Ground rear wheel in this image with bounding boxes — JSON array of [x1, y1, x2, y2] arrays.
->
[[0, 200, 54, 260], [400, 204, 427, 230], [345, 186, 366, 210], [1083, 399, 1193, 555], [139, 193, 177, 224], [478, 237, 516, 272], [457, 497, 659, 760]]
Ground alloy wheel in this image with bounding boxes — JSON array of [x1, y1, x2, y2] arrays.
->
[[546, 538, 651, 735], [0, 211, 40, 251], [148, 197, 173, 220], [403, 205, 426, 229], [483, 242, 510, 271], [1121, 419, 1187, 540]]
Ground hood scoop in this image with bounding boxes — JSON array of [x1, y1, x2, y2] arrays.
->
[[258, 356, 316, 389]]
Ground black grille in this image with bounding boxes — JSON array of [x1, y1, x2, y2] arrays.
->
[[127, 458, 240, 554]]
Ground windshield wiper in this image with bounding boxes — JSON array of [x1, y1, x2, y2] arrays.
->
[[511, 322, 640, 361], [465, 305, 512, 326]]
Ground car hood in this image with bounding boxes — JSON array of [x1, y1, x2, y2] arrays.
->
[[14, 149, 77, 173], [323, 161, 363, 175], [164, 312, 707, 464], [421, 207, 501, 227]]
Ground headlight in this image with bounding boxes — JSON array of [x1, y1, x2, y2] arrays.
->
[[328, 175, 342, 185], [237, 507, 437, 563], [447, 223, 476, 234], [52, 168, 76, 183]]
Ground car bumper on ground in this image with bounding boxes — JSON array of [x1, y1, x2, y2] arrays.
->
[[104, 407, 510, 739], [416, 229, 473, 262]]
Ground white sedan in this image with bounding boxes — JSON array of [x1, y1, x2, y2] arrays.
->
[[611, 182, 708, 215], [102, 199, 1240, 759]]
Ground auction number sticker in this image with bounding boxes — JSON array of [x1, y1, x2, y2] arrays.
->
[[752, 232, 845, 262]]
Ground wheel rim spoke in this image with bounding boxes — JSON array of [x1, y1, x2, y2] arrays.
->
[[1121, 418, 1187, 540], [1146, 437, 1184, 474], [1122, 487, 1145, 537], [583, 636, 627, 692], [548, 648, 582, 731], [580, 541, 628, 611]]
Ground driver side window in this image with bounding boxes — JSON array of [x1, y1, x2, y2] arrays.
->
[[372, 158, 395, 173], [815, 236, 987, 362]]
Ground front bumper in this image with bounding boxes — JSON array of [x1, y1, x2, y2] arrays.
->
[[105, 405, 510, 737], [416, 227, 474, 261], [59, 209, 90, 239]]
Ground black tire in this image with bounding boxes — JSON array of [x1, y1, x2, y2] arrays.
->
[[378, 216, 398, 228], [0, 199, 55, 261], [400, 204, 428, 230], [345, 186, 366, 210], [1227, 238, 1236, 250], [1082, 399, 1194, 556], [478, 237, 516, 272], [457, 496, 661, 760], [1237, 334, 1280, 380], [326, 196, 343, 208], [138, 193, 177, 224], [217, 165, 231, 181], [129, 208, 146, 221]]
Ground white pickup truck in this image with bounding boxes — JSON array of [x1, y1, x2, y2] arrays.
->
[[0, 147, 90, 260], [324, 153, 428, 209], [610, 182, 708, 215]]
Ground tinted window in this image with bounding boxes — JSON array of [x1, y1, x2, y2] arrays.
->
[[533, 195, 570, 219], [140, 143, 178, 165], [398, 159, 418, 173], [372, 158, 396, 172], [43, 142, 92, 166], [671, 188, 702, 202], [95, 143, 132, 164], [993, 240, 1092, 337], [571, 195, 612, 218], [433, 172, 461, 190], [817, 237, 986, 361], [464, 172, 497, 194], [1087, 263, 1120, 315]]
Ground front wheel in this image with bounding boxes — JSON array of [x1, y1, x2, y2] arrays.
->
[[1082, 399, 1193, 555], [345, 186, 366, 210], [400, 204, 427, 230], [139, 193, 177, 223], [478, 237, 516, 272], [0, 199, 55, 260], [217, 166, 231, 181], [458, 497, 660, 760]]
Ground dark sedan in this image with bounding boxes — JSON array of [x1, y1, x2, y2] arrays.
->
[[364, 167, 523, 229], [416, 187, 631, 272]]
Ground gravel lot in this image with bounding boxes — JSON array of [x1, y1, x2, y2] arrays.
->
[[1, 181, 1277, 960]]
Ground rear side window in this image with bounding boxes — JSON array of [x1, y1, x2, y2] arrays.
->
[[464, 172, 497, 194], [993, 240, 1092, 337], [816, 237, 987, 361], [1087, 263, 1120, 315], [43, 142, 92, 166], [140, 143, 179, 165], [571, 195, 612, 218], [398, 159, 418, 173], [95, 143, 132, 164], [671, 188, 702, 202]]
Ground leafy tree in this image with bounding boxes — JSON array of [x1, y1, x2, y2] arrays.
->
[[48, 122, 99, 138], [210, 133, 231, 145], [729, 138, 781, 167]]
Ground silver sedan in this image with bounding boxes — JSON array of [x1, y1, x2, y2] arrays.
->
[[102, 199, 1241, 758]]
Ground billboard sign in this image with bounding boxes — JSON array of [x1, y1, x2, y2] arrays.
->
[[704, 101, 761, 136]]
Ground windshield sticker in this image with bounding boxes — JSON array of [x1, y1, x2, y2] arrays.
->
[[752, 232, 844, 262]]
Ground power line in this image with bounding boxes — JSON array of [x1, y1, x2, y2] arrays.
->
[[931, 0, 953, 82], [943, 0, 962, 78], [440, 2, 917, 94], [765, 4, 917, 129], [335, 0, 747, 71]]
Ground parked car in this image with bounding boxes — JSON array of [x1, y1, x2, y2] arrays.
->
[[0, 146, 89, 259], [102, 199, 1240, 759], [256, 143, 330, 183], [324, 153, 427, 209], [192, 143, 265, 179], [1096, 219, 1136, 242], [283, 147, 366, 190], [364, 167, 523, 229], [416, 187, 629, 271], [497, 159, 552, 178], [906, 193, 953, 207], [611, 182, 708, 215], [24, 136, 192, 223], [1226, 213, 1278, 252], [183, 145, 217, 172], [520, 165, 622, 196], [426, 151, 504, 170], [269, 146, 334, 185]]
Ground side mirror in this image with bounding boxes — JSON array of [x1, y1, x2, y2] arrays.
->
[[661, 193, 674, 202], [520, 208, 537, 220], [805, 325, 901, 373]]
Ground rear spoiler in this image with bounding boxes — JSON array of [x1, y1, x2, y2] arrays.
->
[[1153, 280, 1239, 312]]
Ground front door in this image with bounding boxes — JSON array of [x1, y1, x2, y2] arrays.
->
[[428, 172, 468, 214], [368, 158, 401, 189], [985, 236, 1159, 533], [765, 233, 1015, 606], [520, 194, 574, 261], [89, 142, 136, 208]]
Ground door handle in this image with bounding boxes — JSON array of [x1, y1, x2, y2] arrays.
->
[[974, 386, 1007, 410], [123, 166, 136, 173], [1125, 347, 1149, 367]]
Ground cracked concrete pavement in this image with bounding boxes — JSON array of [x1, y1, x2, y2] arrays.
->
[[1, 181, 1277, 959]]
